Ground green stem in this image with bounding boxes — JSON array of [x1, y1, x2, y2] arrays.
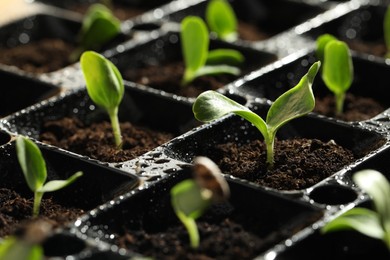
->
[[264, 134, 275, 170], [335, 92, 345, 115], [384, 224, 390, 250], [108, 107, 122, 149], [33, 192, 44, 218], [181, 70, 194, 87], [177, 211, 200, 248]]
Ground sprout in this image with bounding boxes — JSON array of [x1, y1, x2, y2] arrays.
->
[[315, 33, 337, 63], [80, 50, 124, 148], [69, 3, 121, 62], [180, 16, 244, 86], [170, 156, 230, 248], [316, 34, 353, 115], [192, 61, 320, 169], [321, 169, 390, 250], [16, 136, 83, 217], [0, 220, 51, 260], [205, 0, 238, 42], [0, 236, 43, 260]]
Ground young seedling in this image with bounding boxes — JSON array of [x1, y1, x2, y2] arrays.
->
[[192, 61, 321, 169], [315, 33, 337, 63], [205, 0, 238, 42], [316, 34, 353, 115], [170, 156, 230, 248], [0, 219, 51, 260], [0, 236, 44, 260], [181, 16, 244, 86], [321, 169, 390, 250], [16, 136, 83, 217], [80, 50, 124, 148], [69, 3, 121, 62], [0, 236, 43, 260]]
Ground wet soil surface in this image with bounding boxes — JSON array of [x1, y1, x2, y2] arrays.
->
[[347, 39, 387, 58], [39, 117, 174, 163], [237, 21, 270, 41], [314, 92, 386, 121], [0, 188, 83, 237], [0, 38, 76, 74], [124, 61, 241, 98], [115, 202, 322, 259], [197, 138, 356, 191]]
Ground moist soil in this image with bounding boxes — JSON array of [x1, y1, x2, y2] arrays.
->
[[314, 92, 386, 121], [115, 202, 322, 260], [347, 39, 387, 58], [197, 138, 357, 191], [39, 117, 174, 162], [0, 188, 84, 238], [0, 38, 76, 74], [237, 21, 270, 41], [124, 61, 242, 98]]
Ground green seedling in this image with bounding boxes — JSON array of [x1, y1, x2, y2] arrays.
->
[[193, 61, 320, 169], [0, 236, 43, 260], [80, 50, 124, 148], [384, 5, 390, 58], [205, 0, 238, 42], [0, 219, 52, 260], [69, 3, 121, 62], [181, 16, 244, 86], [322, 169, 390, 250], [16, 136, 83, 217], [315, 33, 337, 63], [316, 34, 353, 115], [171, 156, 230, 248]]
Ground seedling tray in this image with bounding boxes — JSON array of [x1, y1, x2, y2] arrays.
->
[[1, 0, 390, 259]]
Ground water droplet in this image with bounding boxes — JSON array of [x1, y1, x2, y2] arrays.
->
[[153, 8, 163, 19], [18, 33, 29, 44]]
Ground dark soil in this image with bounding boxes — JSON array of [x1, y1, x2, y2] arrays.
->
[[39, 117, 174, 162], [347, 39, 387, 58], [0, 38, 76, 74], [197, 138, 356, 190], [117, 219, 275, 259], [115, 203, 322, 260], [314, 92, 386, 121], [238, 21, 270, 41], [124, 61, 240, 98], [0, 188, 84, 237]]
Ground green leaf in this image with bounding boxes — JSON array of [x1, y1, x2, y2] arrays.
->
[[266, 61, 320, 133], [353, 169, 390, 233], [181, 16, 209, 84], [171, 179, 210, 219], [38, 171, 83, 193], [16, 136, 47, 192], [384, 6, 390, 53], [316, 33, 337, 62], [206, 49, 244, 66], [321, 207, 384, 240], [79, 3, 121, 51], [322, 40, 353, 95], [80, 51, 124, 111], [206, 0, 238, 41]]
